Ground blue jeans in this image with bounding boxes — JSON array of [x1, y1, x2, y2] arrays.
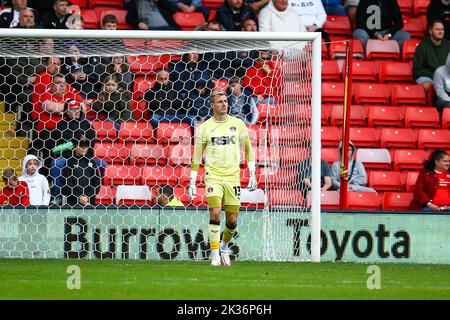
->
[[352, 29, 411, 51], [50, 156, 107, 203], [323, 4, 347, 16]]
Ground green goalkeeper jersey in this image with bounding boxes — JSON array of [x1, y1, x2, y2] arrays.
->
[[192, 115, 255, 181]]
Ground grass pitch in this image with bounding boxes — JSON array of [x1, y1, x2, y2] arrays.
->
[[0, 259, 449, 300]]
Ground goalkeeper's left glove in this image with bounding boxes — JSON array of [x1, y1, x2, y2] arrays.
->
[[246, 161, 257, 191]]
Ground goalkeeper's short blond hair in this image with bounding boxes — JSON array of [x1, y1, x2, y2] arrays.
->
[[210, 90, 227, 104]]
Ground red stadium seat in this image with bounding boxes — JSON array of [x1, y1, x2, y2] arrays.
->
[[257, 103, 282, 123], [322, 82, 345, 104], [141, 165, 179, 185], [356, 148, 392, 170], [378, 61, 413, 82], [119, 121, 153, 142], [367, 106, 403, 127], [380, 128, 417, 148], [90, 120, 117, 141], [323, 15, 352, 37], [347, 191, 381, 210], [391, 84, 427, 105], [100, 9, 133, 29], [70, 0, 88, 8], [269, 125, 311, 145], [321, 148, 339, 165], [349, 127, 379, 148], [402, 39, 421, 62], [241, 189, 265, 209], [247, 125, 268, 146], [255, 146, 279, 167], [404, 107, 441, 128], [212, 79, 228, 91], [95, 185, 117, 205], [351, 61, 378, 82], [133, 76, 155, 97], [369, 171, 404, 192], [382, 192, 414, 210], [320, 191, 341, 209], [115, 185, 152, 206], [354, 83, 390, 105], [417, 129, 450, 149], [393, 149, 427, 170], [442, 108, 450, 128], [88, 0, 125, 7], [366, 39, 401, 60], [330, 104, 366, 126], [104, 164, 141, 185], [321, 60, 341, 81], [321, 126, 342, 147], [173, 12, 205, 30], [128, 55, 171, 75], [398, 0, 413, 15], [405, 171, 420, 192], [94, 141, 129, 164], [321, 104, 332, 125], [129, 143, 166, 165], [167, 144, 193, 165], [156, 123, 192, 144], [202, 0, 224, 9], [80, 9, 99, 29], [279, 147, 309, 166], [329, 40, 365, 60], [413, 0, 430, 16], [256, 167, 297, 189], [268, 189, 304, 208], [402, 16, 425, 38]]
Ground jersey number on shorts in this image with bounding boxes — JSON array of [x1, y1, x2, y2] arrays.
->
[[233, 186, 241, 196]]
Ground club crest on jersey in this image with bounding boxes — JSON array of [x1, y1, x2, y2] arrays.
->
[[230, 126, 236, 132], [207, 187, 214, 193]]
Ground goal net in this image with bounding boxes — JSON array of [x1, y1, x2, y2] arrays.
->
[[0, 30, 321, 262]]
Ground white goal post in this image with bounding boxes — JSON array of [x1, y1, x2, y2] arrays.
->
[[0, 29, 321, 262]]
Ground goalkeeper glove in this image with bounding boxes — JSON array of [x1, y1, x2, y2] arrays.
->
[[246, 162, 257, 191], [188, 171, 198, 200]]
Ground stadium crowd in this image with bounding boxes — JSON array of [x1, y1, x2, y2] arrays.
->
[[0, 0, 448, 210]]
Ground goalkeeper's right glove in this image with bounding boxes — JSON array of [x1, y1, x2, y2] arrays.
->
[[188, 170, 198, 201]]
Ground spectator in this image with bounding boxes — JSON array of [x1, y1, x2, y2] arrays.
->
[[92, 74, 134, 130], [298, 156, 333, 199], [66, 13, 83, 30], [0, 168, 30, 206], [353, 0, 411, 50], [246, 0, 269, 12], [102, 56, 134, 92], [427, 0, 450, 41], [0, 0, 37, 28], [32, 57, 62, 105], [241, 17, 258, 31], [144, 69, 193, 129], [345, 0, 359, 29], [214, 0, 258, 31], [102, 14, 118, 30], [50, 100, 101, 205], [18, 154, 51, 206], [187, 79, 212, 123], [157, 0, 211, 21], [242, 50, 282, 103], [42, 0, 72, 29], [330, 141, 375, 192], [322, 0, 346, 16], [288, 0, 331, 44], [156, 185, 184, 207], [413, 20, 450, 91], [409, 149, 449, 211], [61, 139, 101, 207], [194, 18, 225, 31], [63, 44, 104, 99], [15, 8, 36, 28], [259, 0, 305, 33], [433, 52, 450, 112], [226, 76, 259, 125], [125, 0, 180, 30]]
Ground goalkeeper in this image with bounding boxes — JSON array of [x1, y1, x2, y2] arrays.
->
[[188, 90, 257, 267]]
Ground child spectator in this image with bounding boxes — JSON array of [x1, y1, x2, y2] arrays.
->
[[61, 139, 101, 206], [156, 185, 184, 207], [102, 14, 118, 30], [330, 141, 375, 192], [409, 149, 449, 211], [226, 76, 259, 125], [103, 56, 134, 92], [92, 74, 135, 130], [19, 154, 51, 206], [0, 168, 30, 206]]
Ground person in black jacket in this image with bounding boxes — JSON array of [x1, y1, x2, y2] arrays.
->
[[61, 139, 101, 207], [0, 0, 39, 28], [41, 0, 72, 29], [352, 0, 410, 49], [214, 0, 258, 31], [144, 69, 194, 129], [427, 0, 450, 40]]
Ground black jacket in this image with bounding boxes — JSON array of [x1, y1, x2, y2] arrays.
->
[[355, 0, 404, 37], [41, 11, 71, 29], [0, 7, 39, 28], [92, 91, 135, 122], [427, 0, 450, 40], [214, 2, 257, 31], [62, 153, 101, 206], [144, 82, 187, 115]]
